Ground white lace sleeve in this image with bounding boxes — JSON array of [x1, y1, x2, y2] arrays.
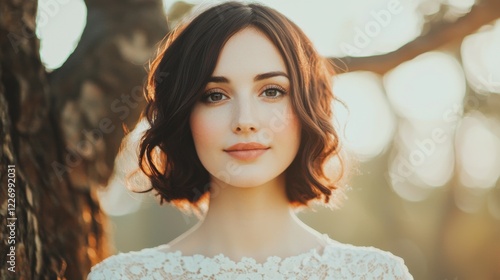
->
[[321, 242, 413, 279], [353, 248, 412, 279], [87, 253, 129, 280], [87, 250, 161, 280], [387, 254, 413, 279]]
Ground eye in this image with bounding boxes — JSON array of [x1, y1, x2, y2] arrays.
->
[[201, 90, 228, 103], [260, 85, 287, 99]]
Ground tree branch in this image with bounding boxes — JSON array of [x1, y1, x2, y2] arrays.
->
[[332, 0, 500, 75]]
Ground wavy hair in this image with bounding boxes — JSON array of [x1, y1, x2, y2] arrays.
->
[[138, 1, 346, 212]]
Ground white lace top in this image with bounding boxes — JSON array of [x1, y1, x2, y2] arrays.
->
[[88, 234, 413, 279]]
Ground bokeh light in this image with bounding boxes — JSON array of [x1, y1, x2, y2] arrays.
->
[[39, 0, 426, 67], [384, 51, 466, 122], [396, 120, 455, 188], [461, 19, 500, 94], [333, 72, 396, 160], [36, 0, 87, 70], [385, 51, 466, 201], [456, 112, 500, 189], [98, 119, 151, 216], [447, 0, 475, 11]]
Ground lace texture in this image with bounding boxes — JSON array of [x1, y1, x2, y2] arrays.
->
[[88, 235, 413, 279]]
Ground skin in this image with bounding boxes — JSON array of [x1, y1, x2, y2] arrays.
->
[[165, 27, 326, 263]]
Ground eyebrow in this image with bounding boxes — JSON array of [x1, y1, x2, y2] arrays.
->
[[207, 71, 289, 83]]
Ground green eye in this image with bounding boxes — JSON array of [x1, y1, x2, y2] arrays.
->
[[202, 91, 228, 103], [261, 86, 287, 99], [263, 89, 279, 97], [208, 93, 224, 101]]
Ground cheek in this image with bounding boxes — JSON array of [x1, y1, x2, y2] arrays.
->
[[190, 107, 224, 154], [286, 112, 302, 150], [273, 104, 301, 149], [190, 109, 209, 148]]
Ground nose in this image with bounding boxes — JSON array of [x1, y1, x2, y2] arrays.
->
[[232, 98, 259, 134]]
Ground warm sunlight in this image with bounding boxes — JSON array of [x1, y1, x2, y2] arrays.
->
[[456, 112, 500, 189], [38, 0, 424, 67], [384, 52, 466, 201], [384, 51, 466, 122], [16, 0, 499, 279], [461, 19, 500, 94], [36, 0, 86, 70], [333, 72, 396, 160]]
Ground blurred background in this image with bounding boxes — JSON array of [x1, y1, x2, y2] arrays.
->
[[7, 0, 500, 279]]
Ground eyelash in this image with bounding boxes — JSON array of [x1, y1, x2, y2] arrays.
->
[[199, 89, 224, 103], [261, 85, 287, 99], [201, 85, 288, 103]]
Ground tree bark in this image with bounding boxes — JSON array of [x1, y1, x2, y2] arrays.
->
[[49, 0, 169, 189], [0, 0, 168, 279]]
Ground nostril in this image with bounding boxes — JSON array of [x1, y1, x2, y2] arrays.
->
[[235, 125, 257, 133]]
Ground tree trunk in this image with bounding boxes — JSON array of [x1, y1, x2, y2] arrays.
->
[[0, 0, 168, 279]]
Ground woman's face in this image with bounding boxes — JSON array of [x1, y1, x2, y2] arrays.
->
[[190, 27, 301, 188]]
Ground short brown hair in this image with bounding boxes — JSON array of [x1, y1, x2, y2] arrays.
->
[[138, 1, 346, 212]]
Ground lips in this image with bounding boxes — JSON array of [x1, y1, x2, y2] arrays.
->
[[224, 142, 270, 161]]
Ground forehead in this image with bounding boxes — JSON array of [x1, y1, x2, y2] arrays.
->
[[211, 27, 288, 77]]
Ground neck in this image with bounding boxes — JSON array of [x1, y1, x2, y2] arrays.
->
[[196, 174, 310, 261]]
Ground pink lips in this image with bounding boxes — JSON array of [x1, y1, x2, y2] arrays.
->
[[224, 142, 270, 161]]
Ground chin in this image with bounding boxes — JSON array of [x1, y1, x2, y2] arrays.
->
[[210, 168, 286, 190], [227, 179, 271, 189]]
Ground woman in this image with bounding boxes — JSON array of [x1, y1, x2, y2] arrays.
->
[[88, 2, 413, 279]]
